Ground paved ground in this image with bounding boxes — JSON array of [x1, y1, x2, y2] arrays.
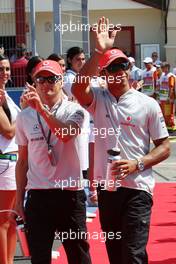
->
[[14, 139, 176, 263], [153, 139, 176, 182]]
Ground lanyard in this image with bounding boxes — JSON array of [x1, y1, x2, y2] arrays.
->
[[36, 103, 61, 149]]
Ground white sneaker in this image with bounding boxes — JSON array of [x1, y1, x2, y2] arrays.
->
[[86, 211, 96, 218], [86, 218, 93, 223], [52, 251, 60, 259]]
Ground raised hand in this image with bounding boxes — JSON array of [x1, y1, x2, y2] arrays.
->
[[92, 17, 117, 53], [22, 83, 44, 113]]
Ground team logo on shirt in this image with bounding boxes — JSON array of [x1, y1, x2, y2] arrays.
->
[[126, 116, 132, 122], [120, 115, 135, 127], [71, 110, 84, 122], [158, 111, 167, 129], [33, 124, 40, 131], [43, 61, 50, 66]]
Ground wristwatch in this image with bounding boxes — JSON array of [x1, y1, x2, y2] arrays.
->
[[136, 158, 145, 171]]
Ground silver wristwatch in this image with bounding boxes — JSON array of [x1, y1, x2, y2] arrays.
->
[[136, 158, 145, 171]]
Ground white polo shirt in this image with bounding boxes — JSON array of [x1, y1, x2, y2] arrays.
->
[[63, 69, 76, 100], [63, 69, 91, 171], [15, 99, 85, 190], [86, 88, 169, 194]]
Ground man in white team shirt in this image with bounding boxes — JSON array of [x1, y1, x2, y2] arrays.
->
[[142, 57, 156, 97], [72, 17, 170, 264], [15, 60, 92, 264], [128, 56, 142, 89]]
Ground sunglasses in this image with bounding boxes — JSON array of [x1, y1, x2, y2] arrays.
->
[[0, 67, 10, 72], [106, 62, 130, 73], [35, 75, 62, 84]]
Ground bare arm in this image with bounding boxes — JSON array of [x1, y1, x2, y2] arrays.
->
[[0, 106, 15, 139], [72, 17, 117, 106], [141, 137, 170, 169], [22, 86, 82, 142], [15, 145, 28, 219], [38, 107, 82, 142], [112, 137, 170, 179]]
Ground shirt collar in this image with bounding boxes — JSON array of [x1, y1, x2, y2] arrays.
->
[[66, 69, 76, 76], [44, 98, 63, 113], [108, 88, 134, 103]]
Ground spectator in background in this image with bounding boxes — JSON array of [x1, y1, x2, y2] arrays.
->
[[10, 43, 26, 63], [64, 47, 89, 177], [141, 57, 156, 97], [64, 47, 85, 99], [47, 53, 66, 73], [151, 51, 158, 63], [128, 57, 142, 90], [154, 63, 162, 102], [11, 44, 28, 87], [159, 62, 176, 131], [25, 51, 32, 61], [26, 56, 43, 85], [0, 44, 5, 56], [173, 67, 176, 75], [151, 51, 161, 67], [64, 47, 97, 213]]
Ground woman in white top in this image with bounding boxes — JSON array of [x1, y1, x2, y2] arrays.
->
[[63, 47, 85, 99], [64, 47, 98, 208], [0, 55, 20, 264], [63, 47, 90, 173]]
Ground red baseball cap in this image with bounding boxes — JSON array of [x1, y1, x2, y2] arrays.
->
[[99, 48, 129, 70], [32, 60, 63, 77]]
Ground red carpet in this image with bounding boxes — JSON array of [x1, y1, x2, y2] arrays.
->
[[52, 183, 176, 264], [52, 213, 108, 264], [147, 183, 176, 264]]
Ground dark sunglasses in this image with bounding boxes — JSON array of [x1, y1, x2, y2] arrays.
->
[[35, 75, 62, 84], [106, 62, 130, 73], [0, 67, 10, 72]]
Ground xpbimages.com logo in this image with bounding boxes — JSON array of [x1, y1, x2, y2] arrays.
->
[[54, 178, 122, 190], [54, 229, 122, 243], [54, 126, 121, 139], [55, 21, 121, 34]]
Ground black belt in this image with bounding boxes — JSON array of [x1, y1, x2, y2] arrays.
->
[[0, 153, 17, 161]]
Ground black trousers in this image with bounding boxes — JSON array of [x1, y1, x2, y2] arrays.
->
[[25, 189, 92, 264], [98, 187, 153, 264]]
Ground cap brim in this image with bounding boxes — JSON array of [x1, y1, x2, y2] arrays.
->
[[103, 56, 129, 69], [33, 69, 61, 77], [143, 60, 153, 63]]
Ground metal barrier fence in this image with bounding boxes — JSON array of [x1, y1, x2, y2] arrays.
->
[[0, 0, 31, 92], [0, 0, 89, 96]]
